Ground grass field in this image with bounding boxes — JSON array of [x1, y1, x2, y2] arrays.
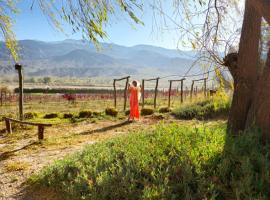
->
[[0, 91, 237, 199]]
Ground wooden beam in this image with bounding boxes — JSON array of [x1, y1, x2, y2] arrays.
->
[[3, 117, 52, 127], [114, 76, 131, 81], [167, 78, 186, 82], [144, 77, 160, 82]]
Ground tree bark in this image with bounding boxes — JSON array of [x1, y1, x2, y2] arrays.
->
[[227, 0, 261, 134], [246, 48, 270, 138]]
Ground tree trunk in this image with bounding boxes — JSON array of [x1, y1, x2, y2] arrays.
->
[[225, 0, 270, 138], [227, 0, 261, 134], [246, 48, 270, 138]]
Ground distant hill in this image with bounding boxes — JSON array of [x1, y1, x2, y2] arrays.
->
[[0, 40, 201, 78]]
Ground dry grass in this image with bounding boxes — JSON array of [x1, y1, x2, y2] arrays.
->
[[5, 161, 30, 172]]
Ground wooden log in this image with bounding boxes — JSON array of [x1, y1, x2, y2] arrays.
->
[[123, 77, 129, 111], [5, 119, 12, 134], [154, 78, 159, 109], [168, 81, 172, 107], [15, 64, 24, 121], [190, 81, 194, 100], [180, 79, 184, 103], [38, 125, 44, 140], [142, 79, 145, 108], [113, 79, 117, 108], [3, 117, 52, 126]]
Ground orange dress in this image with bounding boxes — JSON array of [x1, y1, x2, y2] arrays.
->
[[129, 86, 140, 120]]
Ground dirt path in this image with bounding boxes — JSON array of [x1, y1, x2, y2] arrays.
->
[[0, 116, 166, 200]]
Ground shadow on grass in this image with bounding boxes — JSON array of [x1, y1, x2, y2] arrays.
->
[[79, 120, 132, 135], [0, 142, 38, 162]]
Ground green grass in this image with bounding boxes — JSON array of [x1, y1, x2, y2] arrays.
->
[[29, 122, 270, 199], [172, 95, 230, 120]]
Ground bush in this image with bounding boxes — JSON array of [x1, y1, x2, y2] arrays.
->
[[30, 123, 270, 200], [63, 113, 73, 119], [105, 108, 118, 117], [93, 111, 102, 116], [125, 110, 130, 116], [43, 113, 58, 119], [173, 98, 230, 120], [159, 107, 172, 113], [78, 110, 92, 118], [24, 112, 38, 120], [141, 108, 154, 116]]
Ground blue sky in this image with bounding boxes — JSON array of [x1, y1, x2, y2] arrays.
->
[[12, 1, 181, 49]]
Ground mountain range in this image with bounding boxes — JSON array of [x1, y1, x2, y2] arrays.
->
[[0, 39, 201, 78]]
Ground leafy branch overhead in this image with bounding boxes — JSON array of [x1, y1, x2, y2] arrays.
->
[[0, 0, 144, 60]]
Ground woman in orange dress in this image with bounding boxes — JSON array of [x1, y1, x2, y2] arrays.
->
[[128, 80, 140, 121]]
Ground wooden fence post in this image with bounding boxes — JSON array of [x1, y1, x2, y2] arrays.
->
[[0, 91, 2, 106], [15, 64, 24, 121], [154, 78, 159, 109], [190, 81, 194, 100], [113, 79, 116, 108], [5, 119, 12, 134], [168, 80, 172, 108], [142, 79, 145, 108], [38, 125, 44, 140], [181, 79, 184, 103], [124, 77, 129, 111], [204, 78, 207, 97]]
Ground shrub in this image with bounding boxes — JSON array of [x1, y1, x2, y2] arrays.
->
[[44, 113, 58, 119], [173, 98, 230, 120], [78, 110, 92, 118], [105, 108, 118, 117], [159, 107, 172, 113], [29, 123, 270, 200], [141, 108, 154, 116], [24, 112, 38, 120], [63, 113, 73, 119], [93, 111, 102, 116], [125, 110, 130, 116]]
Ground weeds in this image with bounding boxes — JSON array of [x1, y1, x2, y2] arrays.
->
[[29, 123, 270, 199]]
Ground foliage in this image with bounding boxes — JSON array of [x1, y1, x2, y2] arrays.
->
[[43, 77, 51, 84], [43, 113, 59, 119], [78, 110, 92, 118], [141, 107, 154, 116], [159, 107, 171, 113], [24, 112, 38, 120], [105, 107, 118, 117], [0, 0, 143, 60], [0, 0, 18, 61], [63, 113, 74, 119], [29, 123, 270, 199], [124, 110, 130, 116], [93, 111, 102, 117], [173, 93, 230, 120]]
